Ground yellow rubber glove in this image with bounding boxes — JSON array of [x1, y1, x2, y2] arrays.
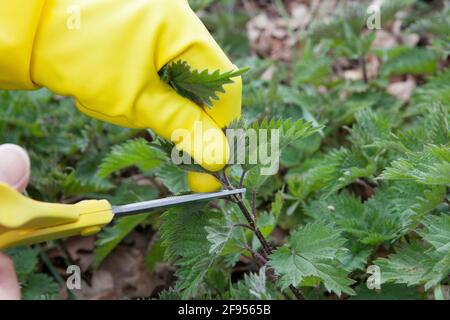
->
[[0, 0, 241, 191]]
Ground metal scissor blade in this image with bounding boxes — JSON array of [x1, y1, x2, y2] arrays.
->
[[112, 188, 246, 217]]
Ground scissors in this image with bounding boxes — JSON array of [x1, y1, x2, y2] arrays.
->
[[0, 183, 246, 250]]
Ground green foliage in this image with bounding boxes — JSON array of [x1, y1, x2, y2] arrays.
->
[[375, 215, 450, 290], [229, 267, 277, 300], [160, 205, 240, 299], [189, 0, 215, 12], [0, 89, 135, 201], [408, 7, 450, 58], [21, 274, 60, 300], [63, 171, 113, 196], [3, 0, 449, 301], [383, 145, 450, 185], [97, 138, 164, 178], [306, 182, 445, 245], [6, 248, 59, 300], [159, 60, 248, 108], [410, 72, 450, 114], [381, 47, 438, 76], [228, 117, 320, 175], [293, 40, 332, 86], [155, 163, 190, 194], [269, 222, 355, 296]]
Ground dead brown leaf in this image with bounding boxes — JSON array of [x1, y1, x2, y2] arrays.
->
[[75, 245, 153, 300], [388, 77, 416, 102]]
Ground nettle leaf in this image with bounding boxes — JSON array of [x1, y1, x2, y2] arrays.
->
[[158, 287, 182, 300], [269, 222, 355, 296], [230, 267, 276, 300], [410, 71, 450, 112], [247, 118, 321, 150], [229, 117, 320, 175], [338, 241, 372, 272], [155, 163, 189, 194], [6, 248, 38, 277], [161, 207, 214, 298], [379, 0, 416, 26], [376, 215, 450, 290], [293, 40, 332, 85], [375, 241, 440, 289], [349, 109, 392, 150], [321, 148, 376, 197], [6, 247, 58, 301], [381, 47, 438, 76], [160, 206, 240, 299], [63, 171, 113, 196], [306, 182, 445, 245], [418, 215, 450, 255], [97, 138, 165, 178], [21, 274, 59, 300], [423, 104, 450, 146], [159, 60, 249, 108], [419, 215, 450, 289], [397, 104, 449, 151], [382, 145, 450, 186]]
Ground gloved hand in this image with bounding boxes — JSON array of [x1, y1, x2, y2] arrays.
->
[[31, 0, 240, 190], [0, 144, 30, 300]]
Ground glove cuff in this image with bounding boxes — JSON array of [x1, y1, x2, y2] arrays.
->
[[0, 0, 45, 90]]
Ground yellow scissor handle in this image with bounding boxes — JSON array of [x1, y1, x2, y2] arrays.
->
[[0, 183, 114, 249]]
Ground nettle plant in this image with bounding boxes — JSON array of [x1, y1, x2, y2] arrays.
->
[[1, 0, 447, 301], [97, 61, 321, 299], [94, 53, 450, 299]]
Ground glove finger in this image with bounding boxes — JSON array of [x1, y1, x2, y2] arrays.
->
[[187, 171, 222, 193], [154, 0, 242, 128]]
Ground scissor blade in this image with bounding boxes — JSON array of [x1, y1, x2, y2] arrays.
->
[[112, 188, 246, 217]]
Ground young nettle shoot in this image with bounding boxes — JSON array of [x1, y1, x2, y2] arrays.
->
[[159, 60, 249, 108]]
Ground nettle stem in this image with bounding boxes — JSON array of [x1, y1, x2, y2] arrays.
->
[[219, 170, 304, 300], [360, 55, 368, 84]]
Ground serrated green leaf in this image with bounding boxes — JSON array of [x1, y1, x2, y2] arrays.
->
[[97, 138, 164, 178], [160, 206, 237, 299], [381, 48, 438, 76], [418, 214, 450, 254], [383, 145, 450, 186], [230, 267, 275, 300], [375, 241, 435, 286], [5, 248, 38, 277], [155, 163, 189, 194], [160, 60, 248, 108], [21, 273, 59, 300], [269, 222, 354, 296], [376, 215, 450, 291], [306, 182, 445, 245]]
